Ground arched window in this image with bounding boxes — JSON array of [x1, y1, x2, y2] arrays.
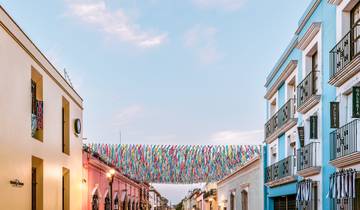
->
[[241, 190, 248, 210], [230, 191, 235, 210], [105, 191, 111, 210], [92, 190, 100, 210], [114, 192, 119, 210]]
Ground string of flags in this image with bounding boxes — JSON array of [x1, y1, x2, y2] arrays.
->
[[85, 144, 261, 184]]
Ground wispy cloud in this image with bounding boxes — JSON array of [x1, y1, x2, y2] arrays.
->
[[210, 129, 263, 145], [192, 0, 247, 11], [113, 105, 144, 126], [184, 26, 223, 65], [66, 1, 167, 48]]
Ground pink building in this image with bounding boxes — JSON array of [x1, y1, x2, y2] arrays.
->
[[82, 148, 150, 210]]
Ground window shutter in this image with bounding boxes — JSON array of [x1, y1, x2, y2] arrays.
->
[[310, 116, 318, 139]]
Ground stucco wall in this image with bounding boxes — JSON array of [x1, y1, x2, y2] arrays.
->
[[217, 159, 263, 210], [0, 6, 84, 210]]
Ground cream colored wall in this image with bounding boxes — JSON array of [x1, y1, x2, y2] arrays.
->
[[0, 6, 83, 210]]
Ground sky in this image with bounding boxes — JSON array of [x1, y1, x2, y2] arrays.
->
[[1, 0, 311, 204]]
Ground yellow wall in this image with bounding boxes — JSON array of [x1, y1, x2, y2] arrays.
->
[[0, 6, 83, 210]]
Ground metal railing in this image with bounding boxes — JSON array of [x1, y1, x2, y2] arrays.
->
[[297, 71, 318, 108], [330, 119, 360, 161], [297, 142, 320, 172], [265, 98, 296, 139], [330, 24, 360, 79], [265, 155, 295, 183]]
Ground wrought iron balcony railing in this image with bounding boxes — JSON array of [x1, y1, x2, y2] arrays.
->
[[265, 98, 296, 139], [330, 24, 360, 80], [297, 142, 320, 172], [330, 119, 360, 161], [297, 71, 319, 108], [265, 155, 295, 183]]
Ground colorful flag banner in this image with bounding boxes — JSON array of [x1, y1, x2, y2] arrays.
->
[[85, 143, 261, 184]]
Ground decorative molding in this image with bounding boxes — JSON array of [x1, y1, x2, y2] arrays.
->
[[327, 0, 343, 5], [297, 166, 321, 177], [296, 0, 321, 35], [217, 156, 260, 186], [330, 152, 360, 168], [264, 60, 298, 99], [297, 95, 321, 114], [265, 176, 297, 188], [329, 55, 360, 87], [297, 22, 321, 51], [266, 118, 297, 144]]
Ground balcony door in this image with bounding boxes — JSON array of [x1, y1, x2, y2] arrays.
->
[[351, 2, 360, 57]]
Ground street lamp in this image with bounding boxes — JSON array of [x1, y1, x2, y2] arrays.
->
[[106, 169, 116, 210]]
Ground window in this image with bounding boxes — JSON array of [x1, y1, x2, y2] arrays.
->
[[31, 68, 43, 141], [105, 191, 111, 210], [274, 195, 296, 210], [311, 51, 319, 94], [241, 190, 248, 210], [332, 178, 360, 210], [32, 156, 43, 210], [270, 99, 277, 117], [114, 193, 119, 210], [230, 191, 235, 210], [92, 190, 100, 210], [62, 168, 70, 210], [351, 2, 360, 56], [62, 97, 70, 155]]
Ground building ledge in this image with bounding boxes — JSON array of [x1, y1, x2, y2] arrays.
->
[[329, 55, 360, 87], [297, 95, 321, 114], [266, 176, 297, 188], [266, 118, 297, 144], [297, 166, 321, 177], [265, 60, 297, 100], [330, 152, 360, 168], [297, 22, 321, 51], [327, 0, 342, 5]]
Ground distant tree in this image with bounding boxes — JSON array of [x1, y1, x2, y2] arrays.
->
[[175, 201, 183, 210]]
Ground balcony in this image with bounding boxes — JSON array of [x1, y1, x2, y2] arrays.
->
[[265, 99, 297, 143], [297, 142, 321, 177], [329, 24, 360, 87], [265, 156, 296, 187], [330, 119, 360, 168], [297, 71, 320, 114]]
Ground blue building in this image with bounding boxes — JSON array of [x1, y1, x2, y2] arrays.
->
[[264, 0, 360, 210]]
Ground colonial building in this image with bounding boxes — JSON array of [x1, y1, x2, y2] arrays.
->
[[149, 186, 162, 210], [82, 147, 150, 210], [0, 5, 84, 210], [217, 156, 263, 210], [264, 0, 360, 210]]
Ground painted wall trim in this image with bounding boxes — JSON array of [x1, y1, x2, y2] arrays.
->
[[327, 0, 343, 5], [297, 22, 322, 50], [295, 0, 321, 35], [265, 60, 298, 99]]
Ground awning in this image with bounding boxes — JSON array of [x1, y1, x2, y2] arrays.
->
[[328, 169, 357, 199]]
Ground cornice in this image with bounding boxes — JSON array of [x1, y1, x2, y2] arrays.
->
[[327, 0, 343, 5], [295, 0, 321, 35], [264, 60, 298, 100], [297, 22, 321, 50]]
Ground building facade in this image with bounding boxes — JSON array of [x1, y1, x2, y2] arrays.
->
[[217, 157, 263, 210], [264, 0, 360, 210], [0, 5, 84, 210], [82, 148, 149, 210]]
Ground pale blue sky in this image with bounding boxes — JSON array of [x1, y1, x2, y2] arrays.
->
[[2, 0, 311, 203]]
